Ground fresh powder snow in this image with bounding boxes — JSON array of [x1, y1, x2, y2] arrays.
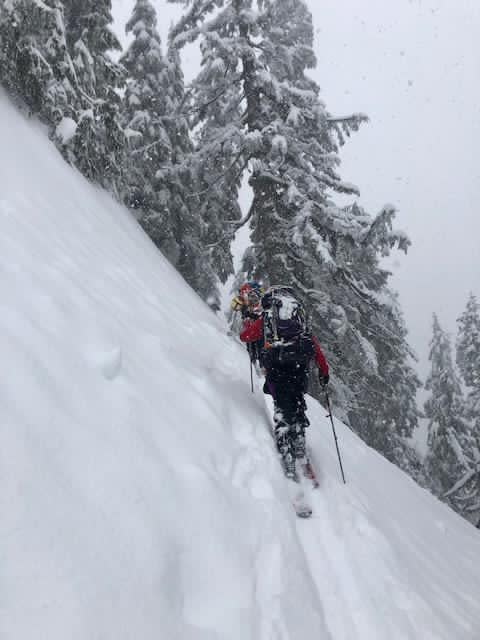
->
[[2, 90, 480, 640]]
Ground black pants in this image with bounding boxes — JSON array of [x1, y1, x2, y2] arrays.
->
[[265, 378, 310, 474]]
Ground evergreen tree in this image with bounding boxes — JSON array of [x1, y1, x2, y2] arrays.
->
[[120, 0, 173, 238], [121, 0, 218, 301], [0, 0, 77, 129], [424, 314, 473, 502], [299, 201, 422, 474], [0, 0, 47, 111], [194, 147, 243, 287], [354, 289, 422, 476], [170, 0, 419, 466], [168, 0, 366, 287], [158, 46, 219, 301], [169, 0, 247, 286], [254, 2, 418, 465], [443, 458, 480, 526], [0, 0, 124, 191], [449, 294, 480, 524], [170, 0, 366, 287], [457, 293, 480, 426], [64, 0, 123, 95], [62, 0, 125, 192]]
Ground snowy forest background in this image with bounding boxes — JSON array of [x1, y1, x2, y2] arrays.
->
[[0, 0, 478, 526]]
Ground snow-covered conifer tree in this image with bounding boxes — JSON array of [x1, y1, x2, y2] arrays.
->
[[120, 0, 172, 226], [0, 0, 126, 190], [303, 201, 421, 474], [0, 0, 47, 111], [170, 0, 419, 464], [64, 0, 124, 98], [424, 314, 473, 504], [456, 293, 480, 454], [62, 0, 125, 192], [168, 0, 367, 294], [254, 2, 418, 463], [121, 0, 218, 300], [0, 0, 76, 130], [447, 294, 480, 524], [161, 46, 220, 302], [168, 0, 246, 287], [169, 0, 366, 287], [354, 289, 422, 476], [457, 294, 480, 425], [443, 458, 480, 526], [194, 149, 243, 287]]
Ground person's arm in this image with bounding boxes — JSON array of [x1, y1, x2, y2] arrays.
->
[[312, 336, 329, 377], [240, 317, 263, 343]]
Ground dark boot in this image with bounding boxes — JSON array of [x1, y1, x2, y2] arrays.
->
[[293, 424, 306, 461]]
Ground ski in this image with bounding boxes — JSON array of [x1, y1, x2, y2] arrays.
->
[[290, 455, 320, 517], [286, 475, 313, 518], [294, 498, 313, 519]]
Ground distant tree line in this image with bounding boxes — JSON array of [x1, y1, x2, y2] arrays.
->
[[424, 296, 480, 526]]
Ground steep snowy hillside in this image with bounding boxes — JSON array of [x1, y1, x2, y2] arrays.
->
[[0, 93, 328, 640], [2, 91, 480, 640]]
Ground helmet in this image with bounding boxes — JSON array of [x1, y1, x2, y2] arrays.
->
[[239, 281, 263, 306]]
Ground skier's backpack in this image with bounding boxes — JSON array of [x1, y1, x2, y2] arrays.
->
[[261, 286, 314, 369]]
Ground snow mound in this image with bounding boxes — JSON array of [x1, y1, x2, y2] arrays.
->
[[2, 90, 480, 640]]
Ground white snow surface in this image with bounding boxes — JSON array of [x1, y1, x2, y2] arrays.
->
[[2, 91, 480, 640]]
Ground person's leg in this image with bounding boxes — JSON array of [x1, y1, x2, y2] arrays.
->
[[292, 392, 309, 461], [289, 391, 318, 482], [272, 384, 299, 478]]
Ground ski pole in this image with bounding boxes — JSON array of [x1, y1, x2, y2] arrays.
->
[[250, 359, 254, 393], [324, 388, 346, 484]]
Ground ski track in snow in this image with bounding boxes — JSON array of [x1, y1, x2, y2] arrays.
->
[[2, 91, 480, 639]]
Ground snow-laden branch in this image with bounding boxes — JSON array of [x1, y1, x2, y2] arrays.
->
[[327, 113, 369, 125], [361, 205, 411, 254], [186, 148, 248, 200], [444, 467, 479, 498], [205, 198, 255, 249], [225, 198, 254, 230], [168, 0, 215, 45], [179, 62, 237, 115]]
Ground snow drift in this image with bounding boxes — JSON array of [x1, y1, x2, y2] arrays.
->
[[1, 90, 480, 640]]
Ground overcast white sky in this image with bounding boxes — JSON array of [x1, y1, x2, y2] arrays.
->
[[113, 0, 480, 378]]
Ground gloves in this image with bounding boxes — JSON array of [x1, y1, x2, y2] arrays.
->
[[231, 296, 244, 312], [319, 372, 330, 387]]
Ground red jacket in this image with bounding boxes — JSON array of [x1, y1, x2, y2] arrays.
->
[[240, 317, 329, 377]]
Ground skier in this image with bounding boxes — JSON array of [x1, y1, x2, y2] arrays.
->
[[240, 287, 329, 482], [231, 281, 264, 366]]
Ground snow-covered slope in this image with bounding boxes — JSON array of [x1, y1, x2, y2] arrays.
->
[[2, 91, 480, 640], [0, 92, 328, 640]]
